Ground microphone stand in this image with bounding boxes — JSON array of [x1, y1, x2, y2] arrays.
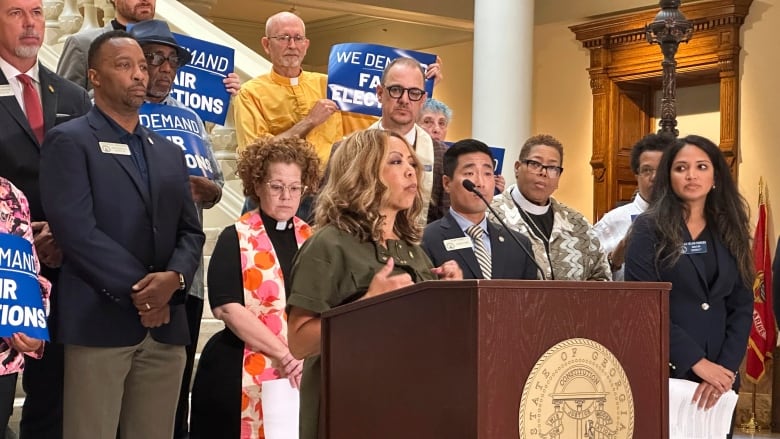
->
[[462, 179, 546, 280]]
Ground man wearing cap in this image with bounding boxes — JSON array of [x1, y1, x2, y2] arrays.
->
[[128, 19, 225, 438], [39, 30, 204, 439], [57, 0, 240, 98]]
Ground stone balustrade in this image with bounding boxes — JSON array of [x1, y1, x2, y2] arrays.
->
[[41, 0, 244, 225]]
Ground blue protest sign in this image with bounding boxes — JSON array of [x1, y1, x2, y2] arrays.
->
[[170, 33, 234, 125], [0, 234, 48, 340], [488, 146, 505, 175], [443, 142, 505, 175], [327, 43, 437, 117], [140, 103, 215, 179]]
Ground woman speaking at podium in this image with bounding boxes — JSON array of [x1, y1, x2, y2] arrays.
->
[[286, 129, 461, 439], [625, 135, 752, 434]]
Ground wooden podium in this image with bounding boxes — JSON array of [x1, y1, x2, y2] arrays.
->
[[321, 280, 670, 438]]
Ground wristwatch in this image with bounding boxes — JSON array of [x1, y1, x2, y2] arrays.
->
[[178, 272, 186, 291]]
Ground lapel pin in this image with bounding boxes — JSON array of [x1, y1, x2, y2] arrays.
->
[[148, 137, 154, 144], [498, 236, 505, 242], [48, 85, 54, 93]]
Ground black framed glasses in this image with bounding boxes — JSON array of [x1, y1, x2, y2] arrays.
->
[[521, 159, 563, 177], [268, 34, 307, 44], [144, 52, 186, 68], [265, 182, 307, 197], [385, 85, 426, 101]]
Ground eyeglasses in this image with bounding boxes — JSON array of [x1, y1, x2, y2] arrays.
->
[[144, 52, 186, 68], [638, 166, 657, 177], [384, 85, 426, 101], [265, 182, 307, 197], [268, 34, 307, 44], [521, 159, 563, 177]]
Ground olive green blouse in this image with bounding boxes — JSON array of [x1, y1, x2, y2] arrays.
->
[[287, 225, 436, 439]]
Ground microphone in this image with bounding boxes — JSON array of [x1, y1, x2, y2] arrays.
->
[[462, 179, 546, 280]]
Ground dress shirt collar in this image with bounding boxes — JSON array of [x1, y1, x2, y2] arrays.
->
[[259, 208, 294, 232], [94, 105, 144, 139], [376, 120, 417, 146], [449, 207, 488, 236], [0, 57, 40, 86], [269, 68, 303, 86], [511, 185, 551, 215], [633, 193, 650, 211]]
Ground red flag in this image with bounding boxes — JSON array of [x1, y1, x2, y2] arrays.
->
[[745, 181, 776, 383]]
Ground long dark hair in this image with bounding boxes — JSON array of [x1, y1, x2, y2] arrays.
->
[[646, 134, 753, 286]]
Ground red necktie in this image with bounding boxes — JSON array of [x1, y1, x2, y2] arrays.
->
[[17, 74, 44, 144]]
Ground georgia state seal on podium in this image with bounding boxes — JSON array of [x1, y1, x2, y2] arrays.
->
[[518, 338, 635, 438]]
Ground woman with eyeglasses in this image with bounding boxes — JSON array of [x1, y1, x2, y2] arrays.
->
[[625, 135, 751, 433], [286, 129, 462, 439], [490, 134, 611, 280], [189, 136, 320, 439]]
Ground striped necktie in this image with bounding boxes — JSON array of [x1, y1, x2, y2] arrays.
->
[[466, 225, 492, 279]]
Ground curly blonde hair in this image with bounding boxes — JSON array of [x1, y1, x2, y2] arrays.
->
[[315, 129, 423, 243], [236, 136, 321, 206]]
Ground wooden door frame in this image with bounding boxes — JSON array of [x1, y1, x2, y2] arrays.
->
[[570, 0, 752, 220]]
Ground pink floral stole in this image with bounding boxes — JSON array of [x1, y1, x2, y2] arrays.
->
[[235, 210, 311, 438]]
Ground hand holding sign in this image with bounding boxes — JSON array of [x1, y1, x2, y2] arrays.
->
[[31, 221, 61, 268], [139, 103, 215, 179], [0, 234, 49, 341], [189, 176, 220, 205], [224, 72, 241, 96], [327, 43, 437, 117], [306, 99, 339, 127], [9, 332, 43, 353], [426, 55, 443, 85]]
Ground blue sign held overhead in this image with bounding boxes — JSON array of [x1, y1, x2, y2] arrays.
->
[[327, 43, 437, 117], [140, 103, 216, 179], [488, 146, 505, 176], [0, 234, 48, 341], [171, 33, 235, 125], [443, 142, 505, 175]]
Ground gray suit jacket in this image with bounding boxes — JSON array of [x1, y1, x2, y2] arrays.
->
[[56, 23, 114, 90]]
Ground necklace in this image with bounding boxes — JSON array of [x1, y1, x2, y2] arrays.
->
[[512, 197, 556, 280]]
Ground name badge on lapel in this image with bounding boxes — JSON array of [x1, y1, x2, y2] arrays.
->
[[98, 142, 131, 156], [681, 240, 707, 255], [444, 237, 473, 251], [0, 85, 13, 97]]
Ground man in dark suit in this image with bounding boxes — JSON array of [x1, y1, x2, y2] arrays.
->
[[39, 30, 204, 439], [423, 139, 537, 280], [0, 0, 91, 436]]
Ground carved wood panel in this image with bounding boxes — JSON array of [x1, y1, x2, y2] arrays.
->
[[571, 0, 751, 220]]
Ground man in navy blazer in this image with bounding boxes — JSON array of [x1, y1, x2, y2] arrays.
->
[[423, 139, 537, 280], [39, 31, 204, 439], [0, 0, 91, 436]]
